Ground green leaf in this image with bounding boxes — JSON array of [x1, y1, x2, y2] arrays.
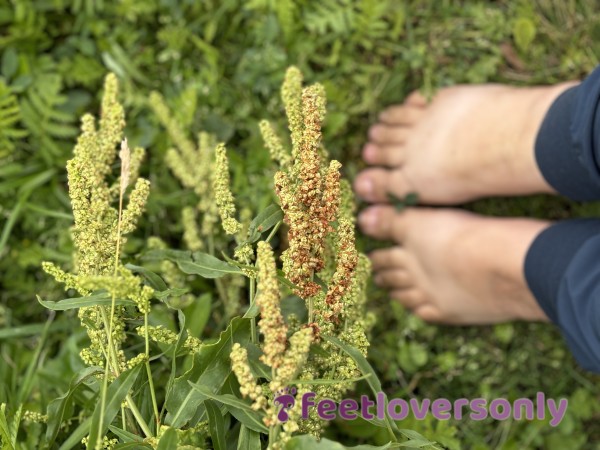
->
[[513, 17, 536, 51], [243, 301, 260, 319], [156, 427, 179, 450], [0, 404, 14, 450], [0, 190, 29, 256], [245, 343, 271, 380], [87, 365, 142, 450], [143, 248, 242, 278], [182, 252, 243, 278], [189, 382, 268, 434], [125, 263, 168, 291], [46, 366, 103, 446], [323, 336, 399, 440], [388, 192, 419, 212], [237, 425, 261, 450], [1, 47, 18, 80], [37, 293, 136, 310], [165, 317, 251, 428], [205, 399, 227, 450], [154, 287, 190, 303], [109, 425, 146, 443], [0, 322, 67, 340], [183, 293, 211, 338], [247, 203, 284, 242], [164, 311, 188, 412]]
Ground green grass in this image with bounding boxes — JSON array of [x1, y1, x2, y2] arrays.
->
[[1, 0, 600, 448]]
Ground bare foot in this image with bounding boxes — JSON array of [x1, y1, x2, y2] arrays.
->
[[354, 83, 576, 205], [358, 206, 550, 324]]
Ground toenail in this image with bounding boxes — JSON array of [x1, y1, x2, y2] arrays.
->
[[355, 176, 374, 198], [358, 209, 377, 232]]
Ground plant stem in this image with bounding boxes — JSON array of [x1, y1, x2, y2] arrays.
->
[[208, 232, 229, 320], [96, 184, 126, 448], [144, 312, 160, 429], [265, 220, 282, 243], [249, 276, 257, 344], [126, 393, 153, 437]]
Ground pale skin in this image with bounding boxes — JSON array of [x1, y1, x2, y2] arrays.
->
[[354, 82, 577, 324]]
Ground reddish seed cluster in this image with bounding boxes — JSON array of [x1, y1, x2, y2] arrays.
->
[[275, 87, 342, 300]]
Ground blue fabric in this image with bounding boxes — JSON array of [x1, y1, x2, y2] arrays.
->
[[557, 235, 600, 371], [535, 86, 600, 200], [524, 220, 600, 371], [528, 66, 600, 372]]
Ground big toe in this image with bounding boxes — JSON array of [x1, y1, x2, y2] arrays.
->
[[357, 205, 410, 241], [353, 168, 413, 203]]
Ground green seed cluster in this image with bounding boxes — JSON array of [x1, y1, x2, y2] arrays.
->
[[42, 74, 153, 374]]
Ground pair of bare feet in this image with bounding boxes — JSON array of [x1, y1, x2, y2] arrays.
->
[[354, 82, 577, 325]]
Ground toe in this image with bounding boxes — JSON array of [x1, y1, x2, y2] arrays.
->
[[368, 123, 409, 143], [369, 247, 408, 270], [353, 168, 412, 203], [390, 288, 427, 311], [362, 142, 406, 166], [378, 103, 425, 126], [358, 205, 409, 241], [413, 304, 443, 323], [405, 90, 427, 107], [374, 269, 412, 289]]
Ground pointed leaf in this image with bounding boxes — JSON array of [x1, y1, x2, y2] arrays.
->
[[205, 399, 226, 450], [143, 248, 242, 278], [156, 427, 178, 450], [189, 382, 268, 433], [109, 425, 145, 443], [87, 365, 142, 450], [237, 425, 261, 450], [0, 404, 14, 450], [46, 366, 103, 445], [182, 252, 243, 278], [165, 317, 251, 428], [125, 264, 168, 291], [37, 293, 136, 310], [323, 335, 399, 439], [247, 204, 283, 242]]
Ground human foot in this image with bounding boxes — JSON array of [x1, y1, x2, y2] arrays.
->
[[358, 206, 550, 324], [354, 82, 577, 205]]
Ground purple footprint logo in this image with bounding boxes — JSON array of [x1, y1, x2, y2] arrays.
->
[[273, 387, 297, 422]]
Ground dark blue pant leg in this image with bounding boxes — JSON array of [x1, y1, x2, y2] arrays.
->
[[526, 66, 600, 372]]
